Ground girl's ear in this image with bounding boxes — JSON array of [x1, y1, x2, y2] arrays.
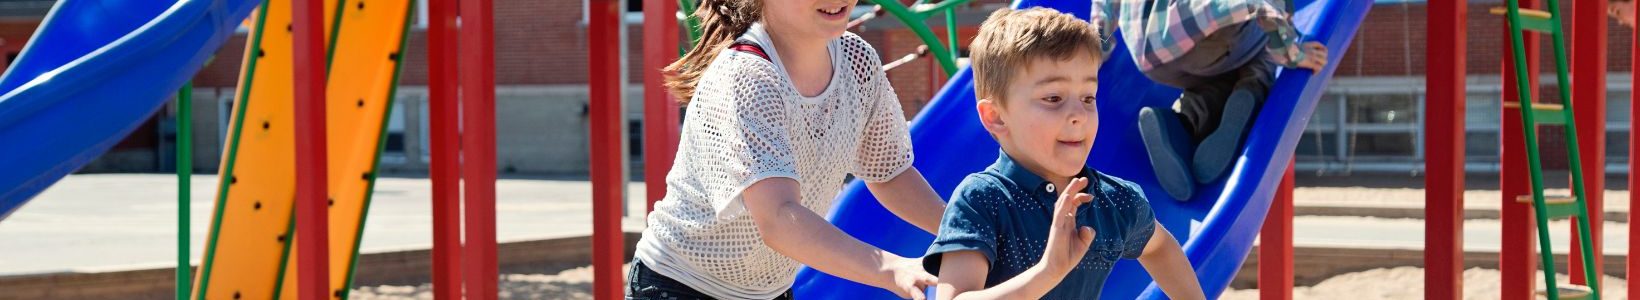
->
[[977, 98, 1007, 136]]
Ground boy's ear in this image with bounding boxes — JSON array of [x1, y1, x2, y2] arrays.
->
[[977, 97, 1007, 136]]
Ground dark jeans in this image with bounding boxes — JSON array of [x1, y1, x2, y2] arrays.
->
[[1142, 21, 1278, 140], [626, 260, 795, 300]]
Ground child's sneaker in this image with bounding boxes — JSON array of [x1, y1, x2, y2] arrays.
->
[[1192, 89, 1258, 183], [1138, 107, 1195, 200]]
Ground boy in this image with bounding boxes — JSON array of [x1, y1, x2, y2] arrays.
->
[[923, 8, 1204, 299], [1099, 0, 1330, 200]]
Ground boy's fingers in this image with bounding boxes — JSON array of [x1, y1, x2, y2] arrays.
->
[[1075, 193, 1093, 205], [1067, 177, 1088, 193], [1079, 227, 1096, 243]]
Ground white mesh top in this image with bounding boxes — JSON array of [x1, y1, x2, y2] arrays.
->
[[633, 23, 914, 299]]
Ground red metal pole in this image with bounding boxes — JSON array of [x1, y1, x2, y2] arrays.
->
[[292, 0, 329, 298], [1500, 0, 1542, 297], [1568, 0, 1607, 287], [589, 0, 626, 298], [427, 0, 463, 297], [1259, 159, 1294, 300], [1631, 2, 1639, 297], [1423, 0, 1465, 298], [642, 0, 681, 212], [460, 0, 499, 297]]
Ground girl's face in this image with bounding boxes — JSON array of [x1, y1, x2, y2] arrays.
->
[[1612, 1, 1636, 28], [763, 0, 859, 42]]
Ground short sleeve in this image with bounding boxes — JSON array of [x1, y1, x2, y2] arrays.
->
[[923, 175, 1005, 273], [689, 57, 802, 220], [1110, 178, 1156, 259], [849, 38, 915, 183]]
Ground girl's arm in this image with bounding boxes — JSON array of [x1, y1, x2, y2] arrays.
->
[[743, 178, 937, 300], [1137, 223, 1206, 300], [864, 167, 946, 234]]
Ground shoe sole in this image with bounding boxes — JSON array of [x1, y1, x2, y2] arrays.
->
[[1139, 109, 1195, 201], [1192, 91, 1257, 183]]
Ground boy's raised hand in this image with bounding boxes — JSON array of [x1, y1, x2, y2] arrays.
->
[[1039, 177, 1096, 275], [1295, 42, 1329, 71]]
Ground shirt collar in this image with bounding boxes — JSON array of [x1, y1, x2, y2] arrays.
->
[[990, 149, 1096, 196]]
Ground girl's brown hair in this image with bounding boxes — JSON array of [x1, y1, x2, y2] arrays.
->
[[663, 0, 764, 104]]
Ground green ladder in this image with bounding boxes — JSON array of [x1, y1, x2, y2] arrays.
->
[[1493, 1, 1600, 299]]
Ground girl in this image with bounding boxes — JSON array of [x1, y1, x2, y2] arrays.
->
[[627, 0, 948, 299]]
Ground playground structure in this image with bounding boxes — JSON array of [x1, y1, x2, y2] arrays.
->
[[0, 0, 498, 299], [1423, 0, 1634, 299], [0, 0, 1632, 299]]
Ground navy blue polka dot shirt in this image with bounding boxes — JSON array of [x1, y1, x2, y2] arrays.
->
[[923, 150, 1156, 299]]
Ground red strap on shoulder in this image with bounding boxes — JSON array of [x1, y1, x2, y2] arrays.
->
[[728, 42, 770, 61]]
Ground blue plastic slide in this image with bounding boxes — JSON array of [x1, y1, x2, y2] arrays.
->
[[0, 0, 261, 219], [793, 0, 1369, 298]]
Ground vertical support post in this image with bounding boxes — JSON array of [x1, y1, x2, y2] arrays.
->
[[292, 0, 330, 298], [1631, 1, 1640, 297], [1423, 0, 1466, 298], [1499, 1, 1542, 298], [1259, 159, 1295, 300], [460, 0, 499, 297], [427, 0, 462, 297], [589, 0, 626, 298], [1568, 0, 1608, 287], [176, 83, 194, 300], [643, 0, 681, 212]]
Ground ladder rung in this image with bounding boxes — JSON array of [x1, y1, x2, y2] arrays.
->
[[1489, 7, 1557, 33], [1536, 284, 1593, 300], [1501, 102, 1567, 125], [1515, 194, 1582, 219], [1514, 194, 1576, 205], [1501, 101, 1564, 110]]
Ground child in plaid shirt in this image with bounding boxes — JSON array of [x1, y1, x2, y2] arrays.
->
[[1093, 0, 1328, 200]]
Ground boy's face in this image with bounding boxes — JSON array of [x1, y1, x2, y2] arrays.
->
[[1613, 2, 1636, 28], [978, 53, 1101, 179]]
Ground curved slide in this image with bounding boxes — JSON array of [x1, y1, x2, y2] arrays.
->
[[793, 0, 1370, 298], [0, 0, 261, 219]]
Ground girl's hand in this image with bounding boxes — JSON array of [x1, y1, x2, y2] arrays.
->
[[1295, 42, 1329, 71], [1038, 177, 1096, 276], [883, 255, 938, 299]]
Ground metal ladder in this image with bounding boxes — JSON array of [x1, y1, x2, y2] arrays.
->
[[1493, 0, 1601, 298]]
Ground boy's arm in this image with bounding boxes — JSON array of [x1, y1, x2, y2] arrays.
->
[[744, 178, 937, 299], [1136, 222, 1206, 300], [935, 251, 1066, 300], [938, 178, 1098, 300], [865, 167, 946, 234]]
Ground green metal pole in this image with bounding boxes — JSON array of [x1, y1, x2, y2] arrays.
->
[[1502, 1, 1563, 299], [944, 7, 958, 66], [679, 0, 700, 50], [1542, 0, 1601, 296], [175, 83, 193, 300], [870, 0, 959, 75]]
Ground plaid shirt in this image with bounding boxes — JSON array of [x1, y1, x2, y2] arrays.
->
[[1092, 0, 1307, 71]]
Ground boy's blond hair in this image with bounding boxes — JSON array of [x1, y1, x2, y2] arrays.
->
[[970, 7, 1103, 103]]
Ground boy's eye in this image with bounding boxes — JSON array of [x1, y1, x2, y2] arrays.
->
[[1081, 96, 1095, 104], [1043, 96, 1063, 103]]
